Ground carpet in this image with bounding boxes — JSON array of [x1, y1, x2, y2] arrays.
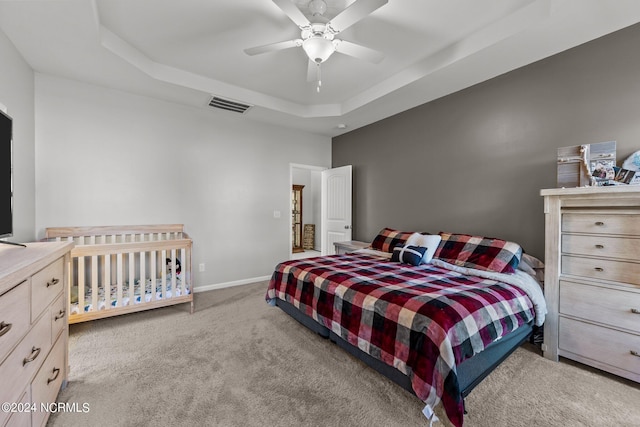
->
[[48, 281, 640, 427]]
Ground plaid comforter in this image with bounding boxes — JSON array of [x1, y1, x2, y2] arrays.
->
[[266, 253, 536, 427]]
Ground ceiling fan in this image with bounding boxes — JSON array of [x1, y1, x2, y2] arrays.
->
[[244, 0, 388, 91]]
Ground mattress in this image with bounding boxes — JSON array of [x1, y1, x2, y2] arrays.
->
[[70, 277, 190, 315]]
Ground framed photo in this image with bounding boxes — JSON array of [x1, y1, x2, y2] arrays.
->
[[590, 160, 615, 180], [614, 167, 636, 184]]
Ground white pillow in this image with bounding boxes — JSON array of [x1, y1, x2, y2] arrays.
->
[[405, 233, 442, 264]]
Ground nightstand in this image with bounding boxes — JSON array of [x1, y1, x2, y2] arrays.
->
[[333, 240, 369, 255]]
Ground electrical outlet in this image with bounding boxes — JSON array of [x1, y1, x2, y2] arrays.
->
[[199, 263, 205, 272], [273, 210, 281, 218]]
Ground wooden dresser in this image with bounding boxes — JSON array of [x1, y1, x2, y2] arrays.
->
[[0, 241, 73, 427], [541, 186, 640, 382]]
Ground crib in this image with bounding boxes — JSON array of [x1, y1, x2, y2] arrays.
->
[[44, 224, 194, 324]]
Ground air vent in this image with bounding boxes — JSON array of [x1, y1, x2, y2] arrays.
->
[[208, 96, 252, 114]]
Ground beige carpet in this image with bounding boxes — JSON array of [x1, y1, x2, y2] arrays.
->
[[48, 281, 640, 427]]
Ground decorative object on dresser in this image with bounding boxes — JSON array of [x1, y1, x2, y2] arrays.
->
[[0, 241, 74, 427], [556, 141, 616, 187], [622, 150, 640, 185], [333, 240, 369, 254], [43, 225, 193, 324], [541, 186, 640, 383]]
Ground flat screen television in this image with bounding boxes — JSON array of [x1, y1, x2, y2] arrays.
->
[[0, 109, 13, 239]]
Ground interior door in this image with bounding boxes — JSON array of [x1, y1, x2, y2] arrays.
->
[[321, 165, 352, 255]]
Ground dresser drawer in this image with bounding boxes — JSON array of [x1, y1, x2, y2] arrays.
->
[[0, 281, 30, 364], [31, 258, 64, 322], [0, 312, 52, 406], [559, 317, 640, 376], [560, 280, 640, 331], [3, 388, 31, 427], [562, 234, 640, 261], [562, 212, 640, 236], [50, 294, 66, 341], [31, 336, 65, 427], [561, 255, 640, 286]]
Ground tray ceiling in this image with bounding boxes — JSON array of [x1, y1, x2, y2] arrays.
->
[[1, 0, 640, 136]]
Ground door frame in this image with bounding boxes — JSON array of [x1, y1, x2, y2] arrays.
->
[[289, 163, 327, 259]]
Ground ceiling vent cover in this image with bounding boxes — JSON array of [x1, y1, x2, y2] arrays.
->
[[208, 96, 252, 114]]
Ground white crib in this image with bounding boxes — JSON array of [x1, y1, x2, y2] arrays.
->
[[44, 224, 193, 324]]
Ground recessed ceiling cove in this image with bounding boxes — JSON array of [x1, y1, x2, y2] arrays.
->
[[1, 0, 640, 136], [95, 0, 543, 116]]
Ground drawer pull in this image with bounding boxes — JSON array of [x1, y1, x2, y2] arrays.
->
[[47, 367, 61, 385], [595, 221, 604, 226], [595, 244, 604, 249], [23, 346, 41, 365], [594, 267, 604, 272], [632, 308, 640, 314], [631, 350, 640, 358], [55, 310, 66, 321], [0, 321, 12, 337], [46, 277, 60, 287]]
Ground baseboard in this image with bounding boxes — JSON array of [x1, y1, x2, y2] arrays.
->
[[193, 275, 271, 293]]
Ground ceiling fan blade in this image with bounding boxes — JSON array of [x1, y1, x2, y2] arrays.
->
[[272, 0, 311, 28], [328, 0, 388, 33], [244, 39, 302, 56], [334, 40, 384, 64]]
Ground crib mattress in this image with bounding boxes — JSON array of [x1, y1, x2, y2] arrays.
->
[[70, 278, 190, 315]]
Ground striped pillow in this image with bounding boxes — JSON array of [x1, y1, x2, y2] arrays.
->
[[434, 232, 522, 274], [391, 245, 428, 266], [370, 228, 416, 253]]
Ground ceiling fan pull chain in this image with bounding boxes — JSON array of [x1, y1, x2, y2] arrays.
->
[[317, 64, 322, 92]]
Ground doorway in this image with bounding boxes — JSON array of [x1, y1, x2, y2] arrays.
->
[[290, 164, 324, 260]]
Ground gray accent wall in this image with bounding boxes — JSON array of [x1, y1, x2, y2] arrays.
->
[[333, 23, 640, 260]]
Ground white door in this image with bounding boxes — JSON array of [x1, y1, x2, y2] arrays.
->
[[321, 165, 352, 255]]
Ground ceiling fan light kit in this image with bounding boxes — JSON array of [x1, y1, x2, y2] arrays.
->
[[302, 36, 335, 64], [244, 0, 388, 91]]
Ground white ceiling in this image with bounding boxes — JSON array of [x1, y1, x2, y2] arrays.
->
[[1, 0, 640, 137]]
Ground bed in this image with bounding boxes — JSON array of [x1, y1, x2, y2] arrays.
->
[[44, 224, 193, 323], [266, 228, 546, 426]]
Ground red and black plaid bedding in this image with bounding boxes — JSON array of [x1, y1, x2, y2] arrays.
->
[[266, 253, 536, 427]]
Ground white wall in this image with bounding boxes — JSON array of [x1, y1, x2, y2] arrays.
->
[[0, 29, 35, 243], [35, 74, 331, 288]]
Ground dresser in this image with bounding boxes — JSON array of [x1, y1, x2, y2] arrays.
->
[[333, 240, 369, 255], [541, 186, 640, 382], [0, 241, 73, 427]]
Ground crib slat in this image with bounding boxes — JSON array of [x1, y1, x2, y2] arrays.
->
[[151, 251, 157, 302], [117, 253, 123, 309], [78, 256, 85, 315], [91, 255, 98, 313], [161, 249, 168, 301], [103, 252, 110, 311], [140, 251, 146, 305], [170, 249, 177, 299], [180, 248, 186, 296], [129, 252, 135, 307]]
